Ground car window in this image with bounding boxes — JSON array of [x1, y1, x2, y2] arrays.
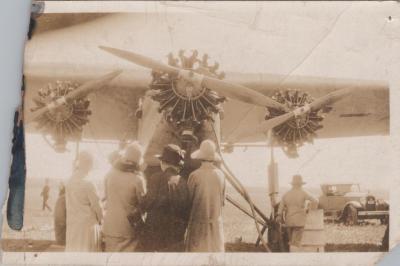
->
[[351, 184, 360, 192]]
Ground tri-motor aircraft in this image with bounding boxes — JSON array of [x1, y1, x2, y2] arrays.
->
[[24, 11, 389, 251]]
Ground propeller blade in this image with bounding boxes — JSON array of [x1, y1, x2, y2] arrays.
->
[[26, 70, 122, 124], [309, 87, 353, 111], [99, 46, 287, 110], [202, 76, 287, 111], [226, 87, 353, 143], [66, 69, 123, 100], [99, 46, 179, 75], [25, 105, 52, 124], [226, 112, 294, 143]]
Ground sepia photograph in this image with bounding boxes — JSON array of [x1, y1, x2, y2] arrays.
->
[[2, 1, 398, 264]]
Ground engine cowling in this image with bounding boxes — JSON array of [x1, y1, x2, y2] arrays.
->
[[266, 90, 328, 157], [149, 50, 225, 144], [31, 81, 91, 152]]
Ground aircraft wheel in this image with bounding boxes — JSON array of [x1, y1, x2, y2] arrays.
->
[[380, 216, 389, 225]]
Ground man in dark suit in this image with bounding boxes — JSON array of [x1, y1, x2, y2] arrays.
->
[[139, 144, 189, 251]]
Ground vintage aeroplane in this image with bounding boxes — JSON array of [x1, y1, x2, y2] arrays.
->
[[23, 11, 389, 251]]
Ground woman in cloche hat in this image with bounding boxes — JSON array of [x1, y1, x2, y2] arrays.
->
[[102, 142, 146, 252], [185, 139, 226, 252]]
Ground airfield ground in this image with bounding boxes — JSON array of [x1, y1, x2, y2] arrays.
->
[[1, 181, 387, 252]]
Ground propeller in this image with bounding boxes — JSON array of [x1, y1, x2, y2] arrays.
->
[[98, 46, 288, 111], [26, 70, 122, 124], [226, 87, 353, 143]]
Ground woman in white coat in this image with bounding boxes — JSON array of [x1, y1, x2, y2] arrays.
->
[[65, 151, 103, 252], [186, 140, 226, 252]]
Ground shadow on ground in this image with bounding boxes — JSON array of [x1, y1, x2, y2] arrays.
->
[[1, 239, 386, 253]]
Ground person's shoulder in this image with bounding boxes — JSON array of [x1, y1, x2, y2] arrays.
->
[[132, 172, 146, 185], [188, 168, 201, 180], [213, 167, 224, 177], [301, 188, 311, 194], [281, 190, 289, 198], [302, 188, 315, 197], [103, 168, 115, 179], [282, 188, 294, 198], [149, 168, 164, 177], [80, 179, 96, 190]]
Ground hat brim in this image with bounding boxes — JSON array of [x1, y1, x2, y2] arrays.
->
[[155, 154, 184, 166], [291, 181, 306, 185], [118, 157, 143, 166], [191, 149, 221, 162]]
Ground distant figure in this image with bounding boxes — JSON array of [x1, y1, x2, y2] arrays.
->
[[102, 142, 146, 252], [167, 52, 178, 66], [187, 50, 199, 68], [209, 61, 219, 73], [178, 49, 187, 67], [40, 179, 52, 212], [65, 151, 103, 252], [217, 71, 226, 80], [277, 174, 318, 251], [139, 144, 189, 252], [185, 140, 226, 252], [201, 53, 209, 68], [54, 183, 66, 245]]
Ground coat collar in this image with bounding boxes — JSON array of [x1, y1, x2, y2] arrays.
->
[[199, 162, 216, 169]]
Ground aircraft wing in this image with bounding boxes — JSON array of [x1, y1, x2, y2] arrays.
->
[[24, 12, 389, 146], [24, 73, 149, 141], [221, 73, 389, 143]]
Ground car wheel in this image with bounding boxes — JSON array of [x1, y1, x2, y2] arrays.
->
[[344, 205, 358, 225]]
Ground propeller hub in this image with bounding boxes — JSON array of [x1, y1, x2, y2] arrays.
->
[[150, 50, 225, 130], [173, 71, 206, 100]]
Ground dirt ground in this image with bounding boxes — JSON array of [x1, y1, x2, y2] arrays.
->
[[1, 181, 387, 252]]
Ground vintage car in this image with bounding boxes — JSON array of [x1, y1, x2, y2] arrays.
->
[[318, 183, 389, 225]]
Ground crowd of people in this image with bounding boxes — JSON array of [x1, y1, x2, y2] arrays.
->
[[48, 138, 321, 253], [52, 139, 226, 252]]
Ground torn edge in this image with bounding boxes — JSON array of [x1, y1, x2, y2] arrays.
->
[[29, 1, 44, 39], [5, 1, 41, 231], [6, 89, 26, 231]]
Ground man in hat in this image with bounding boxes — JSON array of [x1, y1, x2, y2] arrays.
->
[[185, 139, 226, 252], [65, 151, 103, 252], [277, 174, 318, 251], [102, 142, 146, 252], [139, 144, 189, 251]]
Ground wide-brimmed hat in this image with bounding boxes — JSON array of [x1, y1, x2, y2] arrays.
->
[[191, 139, 221, 162], [120, 142, 143, 166], [291, 174, 306, 185], [156, 144, 185, 167]]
